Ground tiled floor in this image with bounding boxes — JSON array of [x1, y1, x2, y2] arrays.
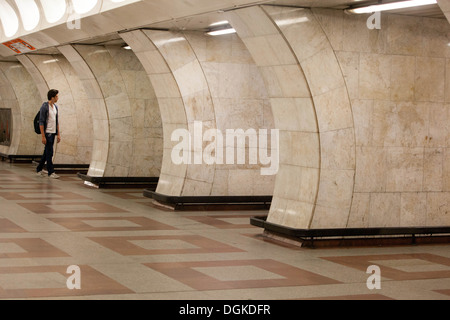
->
[[0, 162, 449, 300]]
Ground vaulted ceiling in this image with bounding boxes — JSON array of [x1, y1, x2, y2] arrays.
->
[[0, 0, 446, 60]]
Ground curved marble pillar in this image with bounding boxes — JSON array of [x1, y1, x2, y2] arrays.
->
[[17, 54, 93, 164], [58, 44, 162, 178], [313, 8, 450, 228], [227, 6, 356, 229], [0, 67, 21, 155], [120, 30, 187, 196], [145, 30, 217, 196], [58, 45, 109, 177], [0, 62, 42, 156], [183, 31, 275, 196], [105, 45, 162, 177], [121, 29, 275, 197]]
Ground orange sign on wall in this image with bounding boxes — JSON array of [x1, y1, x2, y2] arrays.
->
[[2, 38, 36, 54]]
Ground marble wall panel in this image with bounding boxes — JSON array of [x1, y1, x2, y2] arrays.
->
[[0, 62, 41, 156], [124, 28, 276, 197], [121, 30, 187, 196], [0, 68, 21, 156], [262, 5, 356, 229], [438, 0, 450, 26], [227, 5, 450, 230], [58, 45, 109, 177], [143, 30, 216, 197], [59, 43, 162, 178], [185, 31, 276, 197], [427, 192, 450, 226], [316, 8, 450, 228], [227, 6, 321, 228], [19, 54, 94, 165], [438, 0, 450, 14]]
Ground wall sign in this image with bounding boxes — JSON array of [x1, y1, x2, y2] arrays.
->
[[2, 39, 36, 54], [0, 109, 12, 147]]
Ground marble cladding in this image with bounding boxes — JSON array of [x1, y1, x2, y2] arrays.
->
[[226, 7, 318, 229], [1, 4, 448, 230], [228, 5, 356, 229], [19, 54, 94, 165], [58, 45, 109, 177], [315, 8, 450, 228], [120, 30, 187, 196], [61, 44, 162, 178], [184, 31, 275, 197], [123, 29, 275, 197], [228, 5, 450, 229], [145, 30, 217, 197], [0, 62, 41, 156], [437, 0, 450, 24], [0, 66, 18, 155]]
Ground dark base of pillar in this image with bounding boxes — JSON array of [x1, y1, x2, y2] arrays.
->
[[251, 216, 450, 249], [1, 154, 42, 163], [78, 173, 159, 189], [32, 162, 89, 174], [144, 190, 272, 211]]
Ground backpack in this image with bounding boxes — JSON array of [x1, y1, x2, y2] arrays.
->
[[33, 111, 41, 134]]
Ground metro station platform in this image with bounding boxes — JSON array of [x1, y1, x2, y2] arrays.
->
[[0, 161, 449, 300]]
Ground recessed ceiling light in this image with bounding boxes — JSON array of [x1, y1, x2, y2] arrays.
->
[[207, 28, 236, 36], [209, 20, 229, 27], [346, 0, 437, 14]]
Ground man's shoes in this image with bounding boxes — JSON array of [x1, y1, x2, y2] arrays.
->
[[49, 173, 60, 179], [36, 171, 45, 177]]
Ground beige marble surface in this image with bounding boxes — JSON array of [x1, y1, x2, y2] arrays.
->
[[19, 54, 94, 165], [0, 62, 41, 156], [438, 0, 450, 23], [123, 28, 276, 197], [227, 6, 321, 229], [228, 5, 449, 229], [2, 2, 448, 230], [121, 30, 187, 196], [319, 8, 450, 228]]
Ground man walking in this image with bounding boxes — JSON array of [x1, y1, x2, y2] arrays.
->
[[36, 89, 61, 179]]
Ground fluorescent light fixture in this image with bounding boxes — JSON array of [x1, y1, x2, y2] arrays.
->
[[152, 37, 186, 47], [276, 16, 309, 27], [346, 0, 437, 14], [207, 28, 236, 36], [43, 59, 59, 64], [209, 20, 230, 27]]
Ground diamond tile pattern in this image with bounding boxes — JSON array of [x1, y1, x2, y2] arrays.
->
[[0, 164, 449, 300]]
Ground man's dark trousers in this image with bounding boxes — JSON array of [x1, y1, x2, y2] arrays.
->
[[37, 133, 56, 176]]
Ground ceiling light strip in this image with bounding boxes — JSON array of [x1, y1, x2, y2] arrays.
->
[[347, 0, 438, 14]]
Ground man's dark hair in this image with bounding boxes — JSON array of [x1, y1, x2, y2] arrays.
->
[[47, 89, 59, 101]]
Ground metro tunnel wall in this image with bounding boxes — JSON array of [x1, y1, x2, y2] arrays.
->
[[0, 5, 449, 233]]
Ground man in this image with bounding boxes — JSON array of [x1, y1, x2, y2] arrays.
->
[[36, 89, 61, 179]]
